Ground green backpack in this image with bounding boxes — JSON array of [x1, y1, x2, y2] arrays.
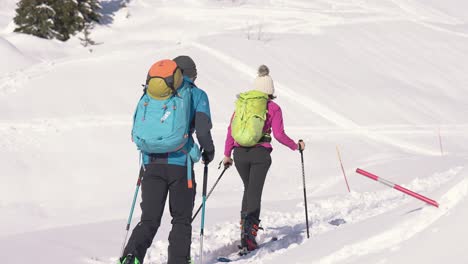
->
[[231, 90, 269, 147]]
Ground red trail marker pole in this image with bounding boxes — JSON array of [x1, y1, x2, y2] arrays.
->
[[356, 168, 439, 208]]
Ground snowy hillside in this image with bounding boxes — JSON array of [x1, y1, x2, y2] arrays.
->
[[1, 0, 468, 263]]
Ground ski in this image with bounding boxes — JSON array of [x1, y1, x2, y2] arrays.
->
[[216, 237, 278, 262]]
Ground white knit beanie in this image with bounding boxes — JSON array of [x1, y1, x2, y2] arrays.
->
[[254, 65, 274, 95]]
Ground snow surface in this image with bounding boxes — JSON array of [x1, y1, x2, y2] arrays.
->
[[1, 0, 468, 263]]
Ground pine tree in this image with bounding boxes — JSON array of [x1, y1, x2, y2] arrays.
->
[[79, 22, 96, 49], [78, 0, 101, 49], [14, 0, 58, 39], [51, 0, 81, 41], [13, 0, 102, 41], [78, 0, 102, 24]]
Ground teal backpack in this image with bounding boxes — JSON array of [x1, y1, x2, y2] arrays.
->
[[132, 83, 192, 154], [132, 59, 195, 154], [131, 60, 201, 189]]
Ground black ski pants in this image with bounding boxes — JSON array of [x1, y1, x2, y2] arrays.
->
[[233, 147, 272, 221], [123, 164, 196, 264]]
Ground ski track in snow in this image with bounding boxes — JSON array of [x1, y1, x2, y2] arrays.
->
[[92, 166, 464, 264], [190, 41, 441, 156], [0, 115, 131, 131], [2, 116, 467, 154], [1, 0, 465, 100], [0, 60, 55, 95], [0, 43, 187, 96], [1, 116, 467, 153], [0, 116, 131, 151], [388, 0, 468, 38], [1, 1, 463, 155], [2, 117, 468, 134]]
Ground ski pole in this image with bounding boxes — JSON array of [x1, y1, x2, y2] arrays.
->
[[299, 140, 310, 239], [120, 170, 143, 256], [192, 166, 228, 223], [199, 163, 209, 264]]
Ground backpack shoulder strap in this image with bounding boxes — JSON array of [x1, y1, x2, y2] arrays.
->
[[139, 83, 149, 99], [131, 85, 149, 142]]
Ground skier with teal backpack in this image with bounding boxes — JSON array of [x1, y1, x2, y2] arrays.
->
[[223, 65, 305, 254], [120, 56, 215, 264]]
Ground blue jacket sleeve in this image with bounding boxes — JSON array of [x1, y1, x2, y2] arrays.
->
[[192, 88, 215, 153]]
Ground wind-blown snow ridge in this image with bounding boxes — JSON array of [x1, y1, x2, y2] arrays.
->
[[197, 166, 463, 264], [316, 167, 467, 264]]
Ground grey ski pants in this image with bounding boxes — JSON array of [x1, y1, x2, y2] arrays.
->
[[233, 147, 272, 221], [123, 164, 196, 264]]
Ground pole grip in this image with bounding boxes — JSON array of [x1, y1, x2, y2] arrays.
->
[[202, 164, 208, 195]]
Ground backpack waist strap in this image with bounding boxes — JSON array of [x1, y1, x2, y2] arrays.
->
[[258, 133, 272, 143]]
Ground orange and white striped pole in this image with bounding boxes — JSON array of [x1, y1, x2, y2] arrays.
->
[[336, 146, 351, 192], [438, 128, 444, 156]]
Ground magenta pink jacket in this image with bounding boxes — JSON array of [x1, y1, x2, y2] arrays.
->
[[224, 100, 298, 157]]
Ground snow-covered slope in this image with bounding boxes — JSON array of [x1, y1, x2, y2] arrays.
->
[[0, 0, 18, 31], [0, 36, 35, 72], [0, 0, 467, 263]]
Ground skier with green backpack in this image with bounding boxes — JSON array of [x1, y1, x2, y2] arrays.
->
[[120, 56, 214, 264], [223, 65, 305, 254]]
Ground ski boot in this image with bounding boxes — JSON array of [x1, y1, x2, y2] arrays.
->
[[119, 254, 140, 264], [239, 215, 260, 254]]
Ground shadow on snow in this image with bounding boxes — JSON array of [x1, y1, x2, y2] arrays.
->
[[100, 0, 128, 25]]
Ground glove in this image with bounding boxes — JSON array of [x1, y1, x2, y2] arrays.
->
[[201, 149, 215, 164], [223, 156, 233, 168], [298, 140, 305, 151]]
